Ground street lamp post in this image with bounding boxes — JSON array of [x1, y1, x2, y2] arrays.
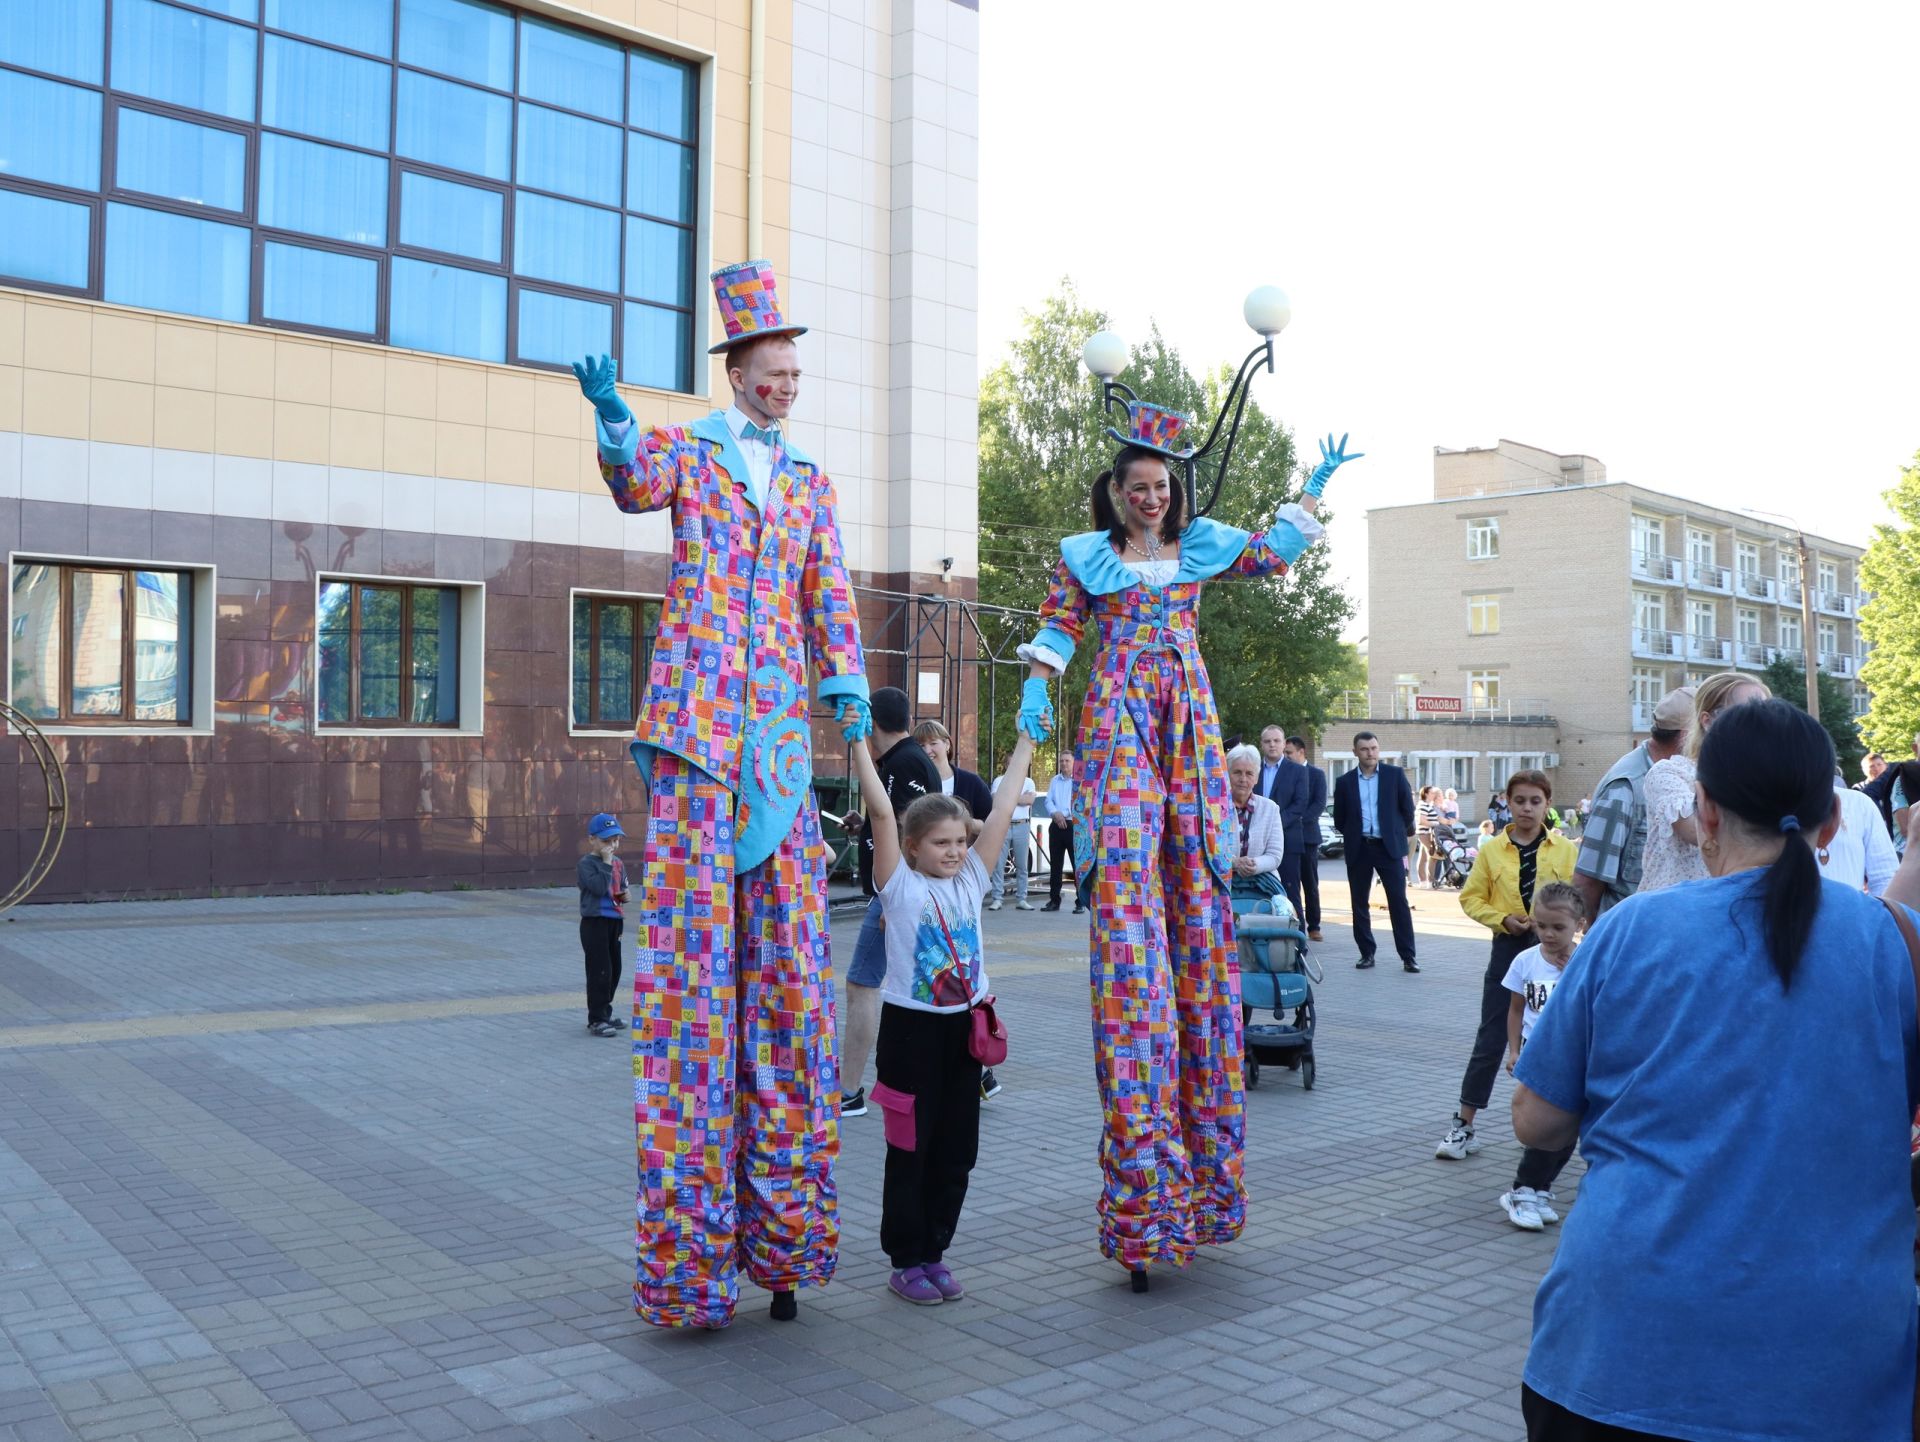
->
[[1079, 286, 1292, 519]]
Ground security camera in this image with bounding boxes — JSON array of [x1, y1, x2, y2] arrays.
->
[[940, 556, 954, 573]]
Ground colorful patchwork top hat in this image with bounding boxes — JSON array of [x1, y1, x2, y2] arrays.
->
[[1123, 400, 1196, 460], [708, 258, 809, 355]]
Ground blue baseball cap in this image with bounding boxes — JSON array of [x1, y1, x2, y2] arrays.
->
[[588, 812, 624, 839]]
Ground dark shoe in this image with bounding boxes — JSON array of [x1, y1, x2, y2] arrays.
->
[[1354, 956, 1376, 969], [1041, 900, 1061, 912], [840, 1087, 867, 1118], [1307, 928, 1324, 942], [605, 1016, 627, 1030], [769, 1290, 797, 1322], [1071, 903, 1087, 914], [980, 1069, 1002, 1101], [589, 1021, 620, 1036], [1403, 960, 1422, 973], [1129, 1268, 1149, 1294]]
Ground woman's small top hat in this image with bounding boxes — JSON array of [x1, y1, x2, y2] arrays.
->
[[709, 259, 809, 355], [588, 812, 624, 839], [1122, 400, 1195, 459]]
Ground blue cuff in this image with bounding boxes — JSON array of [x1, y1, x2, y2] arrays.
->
[[596, 412, 639, 469], [817, 674, 870, 704], [1264, 516, 1309, 566], [1027, 624, 1078, 670]]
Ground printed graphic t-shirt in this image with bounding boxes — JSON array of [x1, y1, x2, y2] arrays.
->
[[877, 851, 990, 1013], [1500, 943, 1566, 1045]]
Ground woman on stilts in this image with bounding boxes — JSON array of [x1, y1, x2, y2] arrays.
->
[[1017, 404, 1357, 1290]]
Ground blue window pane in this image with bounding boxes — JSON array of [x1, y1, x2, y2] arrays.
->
[[516, 104, 620, 206], [112, 0, 256, 121], [623, 302, 689, 393], [116, 109, 247, 212], [267, 0, 393, 57], [0, 2, 104, 84], [626, 135, 693, 223], [630, 51, 693, 140], [398, 0, 510, 89], [399, 171, 501, 262], [0, 191, 89, 289], [171, 0, 257, 18], [263, 36, 392, 151], [513, 193, 618, 293], [396, 70, 510, 181], [518, 18, 621, 115], [260, 134, 388, 246], [391, 257, 504, 362], [104, 203, 248, 322], [624, 219, 690, 306], [0, 71, 101, 190], [518, 290, 611, 368], [263, 242, 378, 334]]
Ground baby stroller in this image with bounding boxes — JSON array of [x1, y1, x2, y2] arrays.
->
[[1431, 823, 1477, 889], [1231, 893, 1322, 1089]]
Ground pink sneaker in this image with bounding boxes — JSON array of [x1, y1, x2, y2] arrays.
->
[[921, 1263, 964, 1300], [888, 1266, 944, 1305]]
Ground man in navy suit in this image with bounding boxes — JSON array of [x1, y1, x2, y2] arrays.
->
[[1256, 726, 1310, 933], [1283, 735, 1326, 941], [1331, 732, 1419, 972]]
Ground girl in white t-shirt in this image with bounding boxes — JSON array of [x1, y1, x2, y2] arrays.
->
[[1498, 881, 1586, 1231], [848, 728, 1035, 1307]]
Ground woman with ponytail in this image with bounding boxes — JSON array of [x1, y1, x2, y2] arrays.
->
[[1508, 699, 1920, 1442]]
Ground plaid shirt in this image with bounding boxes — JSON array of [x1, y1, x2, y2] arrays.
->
[[1574, 780, 1636, 893]]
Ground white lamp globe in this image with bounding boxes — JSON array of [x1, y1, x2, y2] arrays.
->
[[1081, 330, 1129, 380], [1243, 285, 1291, 337]]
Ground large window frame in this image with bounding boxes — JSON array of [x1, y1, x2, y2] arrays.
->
[[1465, 516, 1499, 560], [1466, 593, 1499, 635], [316, 577, 462, 730], [0, 0, 701, 388], [570, 588, 657, 734], [8, 559, 195, 727]]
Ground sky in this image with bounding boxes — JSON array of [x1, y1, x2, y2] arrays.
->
[[974, 1, 1920, 640]]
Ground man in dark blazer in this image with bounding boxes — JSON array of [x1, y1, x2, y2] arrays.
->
[[1283, 735, 1326, 941], [1331, 731, 1419, 972], [1256, 726, 1309, 931]]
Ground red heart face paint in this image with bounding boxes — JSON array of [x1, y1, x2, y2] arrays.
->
[[756, 384, 773, 400]]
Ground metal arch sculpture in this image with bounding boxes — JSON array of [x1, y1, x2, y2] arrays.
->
[[0, 702, 67, 913]]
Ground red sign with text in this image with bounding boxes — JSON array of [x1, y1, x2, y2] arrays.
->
[[1414, 695, 1464, 714]]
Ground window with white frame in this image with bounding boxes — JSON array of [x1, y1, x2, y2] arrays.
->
[[1467, 594, 1499, 635], [570, 590, 658, 731], [1818, 560, 1838, 594], [1736, 608, 1761, 645], [316, 576, 481, 729], [1392, 673, 1419, 716], [1735, 540, 1761, 576], [1413, 754, 1443, 792], [1325, 756, 1357, 788], [1632, 667, 1666, 707], [1634, 590, 1666, 634], [1687, 600, 1717, 638], [1818, 620, 1838, 658], [1466, 516, 1499, 560], [1468, 670, 1500, 710], [1779, 552, 1800, 585], [1448, 755, 1475, 794], [1631, 514, 1665, 557], [1780, 615, 1801, 650], [1686, 529, 1715, 567]]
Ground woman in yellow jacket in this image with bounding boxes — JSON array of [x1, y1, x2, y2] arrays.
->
[[1435, 770, 1579, 1161]]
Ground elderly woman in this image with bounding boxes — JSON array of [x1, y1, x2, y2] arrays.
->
[[1511, 699, 1920, 1442], [1225, 744, 1285, 900], [1638, 672, 1769, 892]]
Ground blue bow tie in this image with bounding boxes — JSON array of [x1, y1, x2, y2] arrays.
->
[[741, 419, 781, 444]]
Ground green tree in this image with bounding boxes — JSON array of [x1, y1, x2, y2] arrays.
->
[[974, 281, 1357, 765], [1760, 655, 1865, 781], [1859, 452, 1920, 759]]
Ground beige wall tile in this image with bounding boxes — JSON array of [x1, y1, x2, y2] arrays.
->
[[0, 364, 20, 431], [715, 67, 748, 123], [763, 0, 789, 43], [385, 355, 437, 419], [587, 0, 639, 25], [764, 81, 791, 137], [154, 322, 217, 390], [152, 385, 215, 452], [0, 293, 23, 366], [485, 427, 533, 486], [436, 364, 488, 425], [274, 341, 332, 405], [273, 400, 330, 462], [331, 347, 385, 412], [635, 0, 678, 37], [533, 432, 583, 490], [215, 393, 274, 457], [91, 313, 157, 384], [215, 331, 275, 398], [677, 9, 717, 50], [711, 211, 747, 263], [532, 377, 584, 438], [24, 302, 91, 375], [91, 378, 155, 445], [22, 368, 89, 438], [384, 415, 435, 475], [330, 408, 384, 470], [436, 420, 485, 480], [485, 370, 535, 432]]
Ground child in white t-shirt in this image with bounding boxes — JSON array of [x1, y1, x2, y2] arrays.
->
[[848, 727, 1035, 1307], [1498, 880, 1585, 1231]]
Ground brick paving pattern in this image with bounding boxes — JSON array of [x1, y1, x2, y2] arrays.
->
[[0, 872, 1565, 1440]]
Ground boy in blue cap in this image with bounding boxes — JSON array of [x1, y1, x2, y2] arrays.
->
[[579, 813, 630, 1037]]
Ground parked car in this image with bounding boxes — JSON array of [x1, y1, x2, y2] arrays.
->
[[1318, 805, 1343, 858]]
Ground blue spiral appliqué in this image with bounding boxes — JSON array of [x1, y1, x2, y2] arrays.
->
[[750, 666, 809, 805]]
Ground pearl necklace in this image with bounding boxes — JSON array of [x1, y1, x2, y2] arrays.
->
[[1125, 531, 1163, 563]]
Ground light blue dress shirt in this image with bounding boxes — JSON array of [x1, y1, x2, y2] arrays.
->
[[1357, 768, 1380, 838]]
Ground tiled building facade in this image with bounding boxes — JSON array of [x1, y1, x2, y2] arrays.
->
[[0, 0, 981, 900]]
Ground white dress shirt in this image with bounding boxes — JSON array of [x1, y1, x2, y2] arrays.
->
[[1046, 774, 1073, 820], [600, 402, 781, 511], [1822, 779, 1897, 897]]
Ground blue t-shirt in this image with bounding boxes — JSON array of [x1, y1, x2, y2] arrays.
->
[[1517, 875, 1920, 1441]]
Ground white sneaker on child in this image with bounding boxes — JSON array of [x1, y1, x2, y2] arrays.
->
[[1533, 1192, 1561, 1224], [1500, 1187, 1545, 1231], [1434, 1115, 1480, 1160]]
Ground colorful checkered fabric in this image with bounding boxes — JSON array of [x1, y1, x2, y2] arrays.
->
[[709, 259, 803, 349], [1126, 402, 1191, 454], [631, 752, 840, 1329]]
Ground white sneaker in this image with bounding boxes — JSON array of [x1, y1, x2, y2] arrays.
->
[[1435, 1116, 1480, 1160], [985, 897, 1003, 911], [1533, 1191, 1561, 1224], [1014, 899, 1035, 911], [1500, 1188, 1545, 1231]]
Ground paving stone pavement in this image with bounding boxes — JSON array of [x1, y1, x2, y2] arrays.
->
[[0, 867, 1567, 1441]]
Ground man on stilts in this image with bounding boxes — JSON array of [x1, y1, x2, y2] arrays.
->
[[572, 259, 870, 1329]]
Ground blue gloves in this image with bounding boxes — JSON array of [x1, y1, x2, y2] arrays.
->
[[1305, 432, 1364, 497], [835, 696, 872, 743], [1018, 676, 1054, 743], [570, 353, 632, 428]]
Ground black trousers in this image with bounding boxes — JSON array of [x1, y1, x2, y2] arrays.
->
[[1459, 932, 1528, 1111], [1280, 843, 1323, 931], [1344, 837, 1416, 963], [1522, 1385, 1684, 1441], [579, 916, 623, 1025], [1048, 822, 1074, 903], [876, 1003, 981, 1270], [1515, 1143, 1575, 1193]]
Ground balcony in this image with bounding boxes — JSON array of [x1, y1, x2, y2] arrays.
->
[[1778, 579, 1802, 607], [1685, 632, 1732, 664], [1632, 628, 1683, 660], [1687, 561, 1732, 594], [1733, 641, 1770, 670], [1631, 551, 1682, 585], [1768, 645, 1804, 667], [1330, 691, 1555, 723], [1815, 590, 1854, 618], [1631, 702, 1655, 732], [1735, 571, 1778, 603], [1819, 652, 1857, 679]]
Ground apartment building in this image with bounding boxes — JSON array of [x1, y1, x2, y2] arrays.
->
[[0, 0, 981, 898], [1319, 440, 1869, 817]]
